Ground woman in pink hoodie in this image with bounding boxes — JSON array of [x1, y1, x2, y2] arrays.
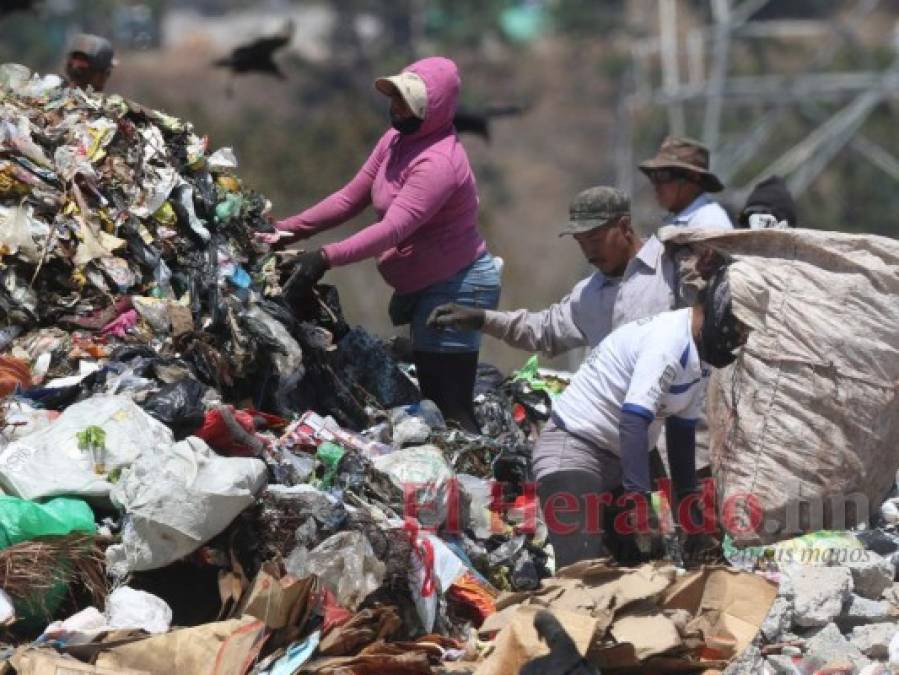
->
[[258, 57, 500, 432]]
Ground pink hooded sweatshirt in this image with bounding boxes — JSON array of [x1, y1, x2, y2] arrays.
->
[[277, 57, 487, 295]]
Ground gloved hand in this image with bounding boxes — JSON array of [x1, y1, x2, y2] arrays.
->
[[254, 229, 300, 246], [426, 303, 486, 331], [283, 249, 329, 297], [605, 492, 664, 565], [675, 494, 719, 566]]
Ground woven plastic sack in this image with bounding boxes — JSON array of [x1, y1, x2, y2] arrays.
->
[[661, 226, 899, 545]]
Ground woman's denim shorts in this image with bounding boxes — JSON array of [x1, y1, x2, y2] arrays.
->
[[390, 253, 501, 353]]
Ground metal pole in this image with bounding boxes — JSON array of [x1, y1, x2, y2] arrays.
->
[[659, 0, 685, 135]]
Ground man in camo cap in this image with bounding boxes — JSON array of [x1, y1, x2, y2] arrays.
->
[[428, 185, 679, 358]]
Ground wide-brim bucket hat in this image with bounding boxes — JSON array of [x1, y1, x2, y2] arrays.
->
[[639, 135, 724, 193]]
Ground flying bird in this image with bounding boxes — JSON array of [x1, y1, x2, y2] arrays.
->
[[0, 0, 38, 16], [453, 103, 529, 142], [213, 20, 294, 79]]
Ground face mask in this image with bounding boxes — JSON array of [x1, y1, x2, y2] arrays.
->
[[390, 112, 423, 135], [699, 318, 740, 368]]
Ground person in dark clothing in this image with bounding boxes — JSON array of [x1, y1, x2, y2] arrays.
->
[[738, 175, 798, 229]]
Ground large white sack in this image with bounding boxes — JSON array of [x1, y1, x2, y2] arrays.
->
[[106, 436, 266, 575], [0, 394, 173, 500], [661, 226, 899, 545]]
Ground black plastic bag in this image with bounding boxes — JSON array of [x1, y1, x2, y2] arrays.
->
[[141, 378, 207, 439]]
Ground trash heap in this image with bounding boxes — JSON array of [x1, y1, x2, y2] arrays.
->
[[0, 66, 847, 674], [0, 65, 566, 674]]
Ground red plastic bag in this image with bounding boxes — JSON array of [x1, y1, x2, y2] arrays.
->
[[195, 406, 285, 456]]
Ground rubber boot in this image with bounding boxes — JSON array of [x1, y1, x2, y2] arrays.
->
[[413, 350, 480, 433]]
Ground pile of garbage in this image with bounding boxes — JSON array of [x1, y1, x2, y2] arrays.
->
[[0, 65, 576, 674], [16, 63, 899, 674]]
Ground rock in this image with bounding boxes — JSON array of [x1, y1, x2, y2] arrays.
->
[[844, 552, 896, 599], [882, 581, 899, 604], [761, 596, 793, 642], [764, 654, 801, 674], [803, 623, 871, 670], [789, 565, 853, 627], [722, 641, 764, 675], [841, 595, 895, 625], [850, 623, 899, 658]]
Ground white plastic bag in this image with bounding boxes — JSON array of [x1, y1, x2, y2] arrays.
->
[[373, 445, 454, 529], [105, 586, 172, 634], [408, 532, 468, 633], [285, 530, 384, 611], [0, 589, 13, 625], [105, 436, 266, 575], [0, 394, 173, 500]]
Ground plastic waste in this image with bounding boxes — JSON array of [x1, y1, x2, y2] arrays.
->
[[0, 496, 96, 549], [75, 425, 107, 474], [106, 436, 266, 575], [0, 589, 13, 625], [392, 416, 431, 447], [104, 586, 172, 634], [132, 296, 171, 334], [407, 531, 469, 632], [0, 356, 31, 396], [316, 442, 345, 489], [0, 394, 174, 500], [722, 530, 864, 571], [141, 378, 207, 439], [457, 474, 496, 539], [171, 183, 210, 242], [207, 147, 238, 173], [373, 445, 455, 529], [285, 530, 385, 611], [260, 631, 320, 675], [40, 607, 109, 646]]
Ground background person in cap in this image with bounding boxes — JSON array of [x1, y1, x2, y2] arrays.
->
[[64, 33, 116, 92], [427, 186, 678, 358], [738, 175, 797, 229], [255, 56, 500, 433], [533, 265, 748, 568], [639, 136, 733, 230]]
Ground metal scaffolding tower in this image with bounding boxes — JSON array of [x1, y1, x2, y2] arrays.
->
[[617, 0, 899, 216]]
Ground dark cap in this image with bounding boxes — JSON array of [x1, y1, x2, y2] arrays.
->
[[559, 186, 630, 237], [639, 136, 724, 192], [68, 34, 116, 72], [740, 175, 797, 227]]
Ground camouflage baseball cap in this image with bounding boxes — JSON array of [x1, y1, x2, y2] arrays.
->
[[559, 186, 630, 236]]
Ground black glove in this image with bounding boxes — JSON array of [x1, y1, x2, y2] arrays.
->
[[675, 494, 719, 566], [283, 249, 329, 297], [426, 303, 486, 330], [605, 492, 664, 565]]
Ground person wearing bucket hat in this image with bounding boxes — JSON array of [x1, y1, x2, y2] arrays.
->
[[639, 136, 733, 230], [64, 33, 116, 93], [255, 56, 499, 433], [532, 265, 748, 567], [427, 186, 678, 358]]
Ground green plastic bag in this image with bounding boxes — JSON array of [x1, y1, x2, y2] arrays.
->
[[0, 496, 96, 550], [513, 355, 568, 398], [316, 442, 346, 489]]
